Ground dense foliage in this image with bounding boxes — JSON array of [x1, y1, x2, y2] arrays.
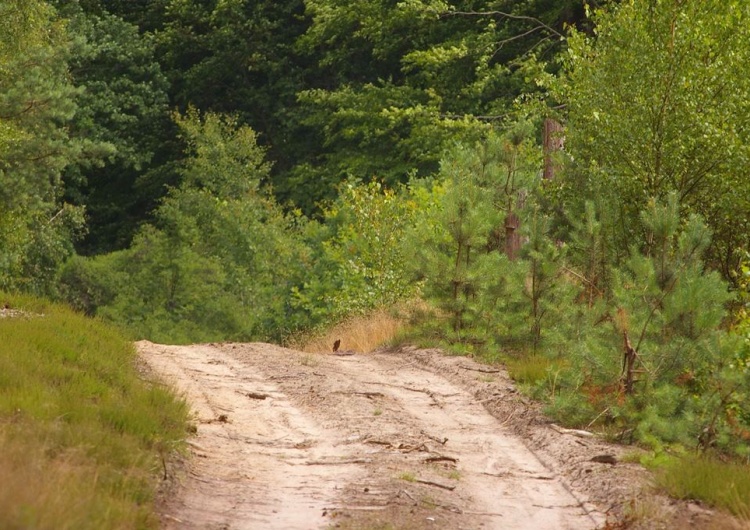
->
[[554, 0, 750, 280], [2, 0, 750, 456]]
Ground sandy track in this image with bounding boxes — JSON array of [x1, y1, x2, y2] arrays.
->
[[137, 341, 610, 529]]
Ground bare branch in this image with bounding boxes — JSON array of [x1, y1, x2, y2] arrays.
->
[[442, 10, 564, 39]]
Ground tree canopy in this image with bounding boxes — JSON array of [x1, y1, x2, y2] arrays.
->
[[556, 0, 750, 278]]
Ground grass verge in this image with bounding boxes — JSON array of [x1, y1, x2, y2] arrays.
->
[[652, 454, 750, 520], [0, 292, 189, 529], [503, 354, 557, 386]]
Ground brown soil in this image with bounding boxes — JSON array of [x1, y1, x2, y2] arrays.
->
[[137, 341, 744, 530]]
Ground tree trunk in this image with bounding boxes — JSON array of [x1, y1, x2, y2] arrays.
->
[[505, 212, 521, 261], [504, 190, 527, 261], [543, 118, 564, 181]]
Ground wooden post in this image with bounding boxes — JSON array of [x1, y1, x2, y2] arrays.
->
[[504, 190, 527, 261], [543, 118, 564, 181], [505, 212, 520, 260]]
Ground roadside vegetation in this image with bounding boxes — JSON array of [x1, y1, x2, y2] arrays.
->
[[0, 293, 188, 529], [648, 454, 750, 520]]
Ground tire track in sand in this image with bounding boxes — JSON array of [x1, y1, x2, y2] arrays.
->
[[139, 341, 603, 529]]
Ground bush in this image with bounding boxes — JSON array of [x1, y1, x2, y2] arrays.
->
[[292, 180, 420, 325], [59, 110, 314, 343]]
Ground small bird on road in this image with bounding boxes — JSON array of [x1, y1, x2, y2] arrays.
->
[[332, 339, 341, 353]]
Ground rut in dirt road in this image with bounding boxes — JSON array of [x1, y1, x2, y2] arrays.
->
[[138, 341, 604, 529]]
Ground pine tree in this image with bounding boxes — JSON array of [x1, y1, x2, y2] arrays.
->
[[0, 1, 89, 293], [56, 3, 174, 254], [410, 128, 543, 348], [552, 195, 735, 446]]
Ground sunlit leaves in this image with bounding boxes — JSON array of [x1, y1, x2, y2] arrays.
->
[[173, 107, 270, 198], [559, 0, 750, 276]]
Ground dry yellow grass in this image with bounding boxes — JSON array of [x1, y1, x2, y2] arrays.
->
[[0, 428, 161, 530], [291, 308, 405, 354], [0, 433, 99, 530]]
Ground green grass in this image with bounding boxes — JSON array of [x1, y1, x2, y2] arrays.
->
[[653, 454, 750, 520], [503, 354, 557, 386], [0, 292, 189, 529]]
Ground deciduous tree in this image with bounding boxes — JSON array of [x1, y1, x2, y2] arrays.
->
[[557, 0, 750, 280]]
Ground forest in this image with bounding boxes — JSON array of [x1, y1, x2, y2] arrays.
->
[[2, 0, 750, 468]]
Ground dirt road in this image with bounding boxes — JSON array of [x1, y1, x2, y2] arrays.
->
[[136, 342, 654, 529]]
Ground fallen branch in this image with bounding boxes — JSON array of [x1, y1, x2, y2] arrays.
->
[[477, 393, 503, 404], [398, 489, 418, 504], [420, 429, 448, 445], [325, 505, 388, 512], [364, 439, 394, 448], [459, 364, 501, 374], [482, 471, 553, 480], [304, 458, 371, 465], [415, 478, 456, 491], [423, 455, 458, 464], [550, 424, 595, 439], [335, 391, 385, 398], [363, 381, 438, 397], [364, 437, 432, 453], [362, 381, 448, 407], [462, 510, 504, 517], [500, 409, 517, 427]]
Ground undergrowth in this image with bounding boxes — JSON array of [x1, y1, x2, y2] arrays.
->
[[0, 292, 189, 529]]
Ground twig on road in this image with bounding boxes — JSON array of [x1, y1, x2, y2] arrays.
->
[[420, 429, 448, 445], [423, 455, 458, 464], [459, 364, 501, 374], [415, 478, 456, 491]]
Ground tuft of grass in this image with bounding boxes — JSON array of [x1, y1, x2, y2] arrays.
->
[[619, 450, 648, 464], [619, 494, 672, 529], [446, 469, 461, 480], [299, 352, 320, 367], [398, 471, 416, 482], [0, 292, 189, 529], [503, 355, 556, 386], [655, 455, 750, 520], [291, 307, 405, 354]]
